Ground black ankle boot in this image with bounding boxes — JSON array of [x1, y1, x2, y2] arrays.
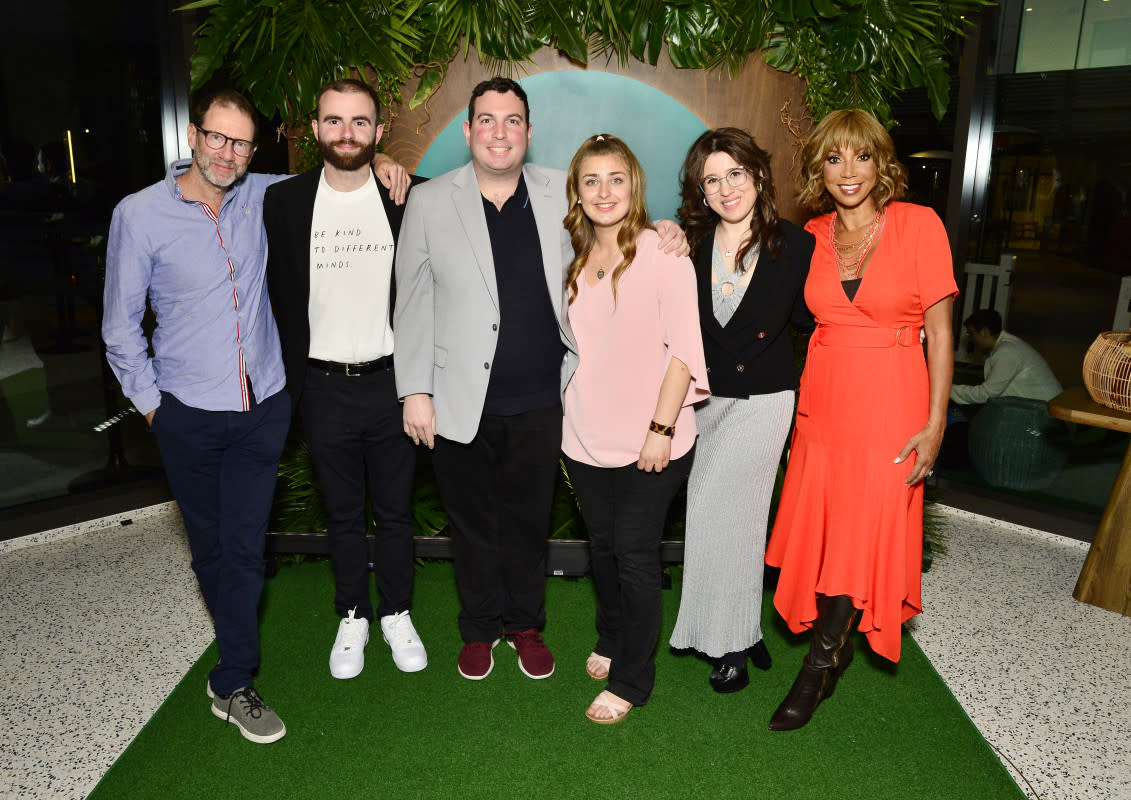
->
[[748, 639, 772, 671], [768, 595, 860, 731], [709, 651, 750, 693]]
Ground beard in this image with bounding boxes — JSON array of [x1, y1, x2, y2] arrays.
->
[[194, 149, 247, 190], [319, 137, 376, 171]]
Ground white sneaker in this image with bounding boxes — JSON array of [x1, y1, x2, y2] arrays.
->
[[329, 609, 369, 679], [380, 610, 428, 673]]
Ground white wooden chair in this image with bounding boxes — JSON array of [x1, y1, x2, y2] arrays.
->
[[1114, 276, 1131, 331], [957, 254, 1015, 362]]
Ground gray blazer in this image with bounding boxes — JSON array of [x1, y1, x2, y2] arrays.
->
[[394, 161, 579, 444]]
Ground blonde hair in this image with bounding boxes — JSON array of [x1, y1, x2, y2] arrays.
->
[[563, 134, 652, 304], [797, 109, 907, 213]]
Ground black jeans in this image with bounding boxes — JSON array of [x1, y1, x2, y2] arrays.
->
[[151, 389, 290, 696], [301, 365, 416, 621], [564, 447, 694, 707], [432, 406, 562, 642]]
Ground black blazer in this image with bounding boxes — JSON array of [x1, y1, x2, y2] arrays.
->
[[263, 166, 426, 407], [696, 218, 816, 398]]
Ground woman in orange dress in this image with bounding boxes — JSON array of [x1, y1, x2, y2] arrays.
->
[[764, 109, 957, 731]]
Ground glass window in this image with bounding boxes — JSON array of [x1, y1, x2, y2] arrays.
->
[[1017, 0, 1086, 73], [1078, 0, 1131, 68], [1017, 0, 1131, 72], [0, 1, 287, 519], [942, 61, 1131, 520], [1, 2, 169, 512]]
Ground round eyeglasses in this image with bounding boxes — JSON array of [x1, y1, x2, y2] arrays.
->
[[195, 126, 256, 158], [701, 167, 749, 195]]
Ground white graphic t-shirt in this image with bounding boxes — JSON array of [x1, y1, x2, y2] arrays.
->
[[308, 170, 395, 362]]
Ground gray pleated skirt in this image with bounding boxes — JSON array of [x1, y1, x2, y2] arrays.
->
[[669, 390, 795, 657]]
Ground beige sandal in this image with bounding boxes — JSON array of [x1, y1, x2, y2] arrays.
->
[[585, 690, 633, 725], [585, 652, 611, 681]]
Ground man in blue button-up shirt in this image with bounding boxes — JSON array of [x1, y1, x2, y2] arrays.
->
[[103, 89, 294, 744]]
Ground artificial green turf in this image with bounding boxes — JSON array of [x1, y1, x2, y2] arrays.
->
[[89, 560, 1024, 800]]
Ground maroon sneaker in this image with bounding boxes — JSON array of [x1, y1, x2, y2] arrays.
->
[[458, 639, 499, 680], [506, 629, 555, 679]]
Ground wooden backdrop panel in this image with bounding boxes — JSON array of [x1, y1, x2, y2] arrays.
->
[[381, 47, 809, 224]]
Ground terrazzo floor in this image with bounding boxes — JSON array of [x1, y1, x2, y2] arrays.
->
[[1, 504, 1128, 800]]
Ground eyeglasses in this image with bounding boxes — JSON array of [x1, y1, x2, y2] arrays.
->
[[700, 167, 749, 195], [194, 126, 256, 158]]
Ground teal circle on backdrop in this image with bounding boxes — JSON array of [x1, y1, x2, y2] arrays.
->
[[415, 71, 707, 222]]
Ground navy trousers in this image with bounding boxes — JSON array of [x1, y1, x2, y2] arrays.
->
[[151, 389, 290, 696]]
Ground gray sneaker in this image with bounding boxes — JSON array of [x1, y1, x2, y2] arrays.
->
[[209, 685, 286, 744]]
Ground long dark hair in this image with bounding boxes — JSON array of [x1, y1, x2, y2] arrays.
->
[[677, 127, 782, 269]]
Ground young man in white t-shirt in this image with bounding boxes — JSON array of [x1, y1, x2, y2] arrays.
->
[[264, 79, 427, 681]]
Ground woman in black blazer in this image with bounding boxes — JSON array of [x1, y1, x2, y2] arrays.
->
[[669, 128, 815, 693]]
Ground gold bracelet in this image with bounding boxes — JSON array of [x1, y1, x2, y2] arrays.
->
[[649, 420, 674, 437]]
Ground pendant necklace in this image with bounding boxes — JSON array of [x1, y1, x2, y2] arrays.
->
[[716, 225, 745, 258], [715, 226, 749, 297], [593, 250, 616, 280]]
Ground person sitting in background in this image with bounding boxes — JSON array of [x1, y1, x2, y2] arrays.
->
[[951, 309, 1062, 405]]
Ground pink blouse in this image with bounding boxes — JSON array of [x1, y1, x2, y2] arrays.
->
[[562, 228, 710, 468]]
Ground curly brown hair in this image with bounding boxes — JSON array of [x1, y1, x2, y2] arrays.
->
[[563, 134, 653, 305], [676, 128, 782, 269], [797, 109, 907, 213]]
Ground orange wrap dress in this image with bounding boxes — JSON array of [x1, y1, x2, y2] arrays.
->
[[765, 202, 957, 662]]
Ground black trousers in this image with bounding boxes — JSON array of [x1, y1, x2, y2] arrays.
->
[[151, 389, 290, 696], [432, 406, 562, 642], [563, 447, 694, 707], [301, 365, 416, 621]]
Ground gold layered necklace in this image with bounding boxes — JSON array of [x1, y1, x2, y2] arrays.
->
[[829, 207, 885, 279]]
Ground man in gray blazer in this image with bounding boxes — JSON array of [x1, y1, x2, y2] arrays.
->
[[395, 77, 573, 681], [395, 77, 684, 682]]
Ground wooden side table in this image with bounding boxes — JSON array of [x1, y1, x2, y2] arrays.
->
[[1048, 387, 1131, 615]]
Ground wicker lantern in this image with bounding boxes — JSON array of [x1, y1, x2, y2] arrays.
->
[[1083, 331, 1131, 412]]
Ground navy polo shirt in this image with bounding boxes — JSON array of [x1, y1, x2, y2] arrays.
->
[[480, 175, 564, 416]]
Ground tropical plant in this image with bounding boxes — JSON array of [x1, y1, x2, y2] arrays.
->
[[180, 0, 990, 130]]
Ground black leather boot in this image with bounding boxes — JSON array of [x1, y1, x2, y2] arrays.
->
[[709, 650, 750, 693], [768, 595, 860, 731], [748, 639, 772, 671]]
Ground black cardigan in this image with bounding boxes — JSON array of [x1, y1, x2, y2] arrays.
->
[[696, 218, 816, 398]]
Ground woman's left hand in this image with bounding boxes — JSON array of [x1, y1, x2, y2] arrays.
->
[[654, 219, 690, 257], [894, 423, 945, 485], [638, 431, 672, 472]]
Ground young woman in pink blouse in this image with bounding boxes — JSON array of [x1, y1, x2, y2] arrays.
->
[[560, 134, 710, 725]]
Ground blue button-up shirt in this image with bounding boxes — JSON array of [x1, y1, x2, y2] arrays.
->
[[103, 160, 287, 414]]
